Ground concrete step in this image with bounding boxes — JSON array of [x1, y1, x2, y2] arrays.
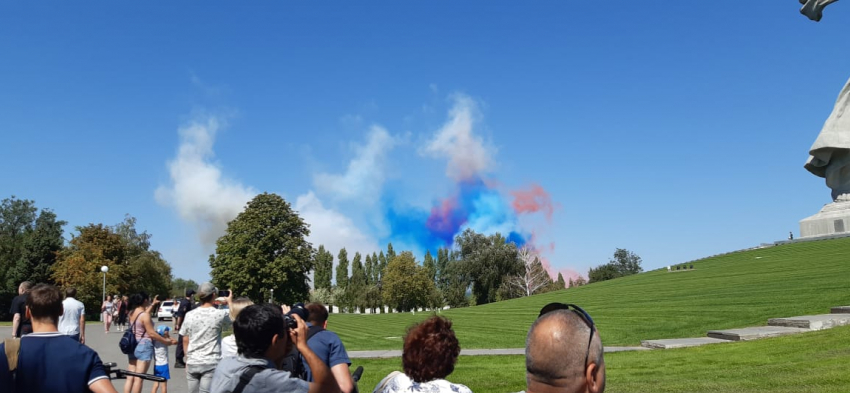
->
[[768, 314, 850, 330], [706, 326, 809, 341], [641, 337, 730, 349], [831, 306, 850, 314]]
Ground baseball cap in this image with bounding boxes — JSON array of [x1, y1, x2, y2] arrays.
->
[[156, 325, 170, 336], [198, 282, 217, 298], [185, 288, 196, 297]]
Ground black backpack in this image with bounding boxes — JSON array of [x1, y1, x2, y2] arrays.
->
[[280, 325, 324, 380]]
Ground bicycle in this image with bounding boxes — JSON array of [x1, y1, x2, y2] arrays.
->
[[103, 362, 167, 383]]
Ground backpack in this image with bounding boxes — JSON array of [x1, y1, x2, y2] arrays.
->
[[280, 325, 324, 380], [4, 338, 20, 392], [119, 313, 142, 354]]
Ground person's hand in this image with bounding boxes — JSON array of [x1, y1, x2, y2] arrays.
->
[[171, 338, 178, 345], [225, 289, 233, 305], [80, 336, 85, 345], [153, 295, 161, 304], [280, 304, 291, 315], [288, 313, 309, 351]]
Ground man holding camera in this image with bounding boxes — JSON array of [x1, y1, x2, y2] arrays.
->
[[210, 303, 337, 393], [180, 283, 231, 393]]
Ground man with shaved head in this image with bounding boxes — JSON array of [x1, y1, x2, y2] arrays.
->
[[524, 304, 606, 393]]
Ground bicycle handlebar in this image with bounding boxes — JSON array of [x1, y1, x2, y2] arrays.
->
[[103, 362, 167, 383]]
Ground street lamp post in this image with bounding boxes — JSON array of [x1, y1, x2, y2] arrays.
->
[[101, 266, 108, 322]]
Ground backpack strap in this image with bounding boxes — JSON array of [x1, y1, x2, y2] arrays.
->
[[4, 338, 20, 372], [232, 365, 265, 393]]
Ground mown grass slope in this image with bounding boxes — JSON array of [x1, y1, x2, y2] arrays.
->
[[331, 237, 850, 350], [352, 325, 850, 393]]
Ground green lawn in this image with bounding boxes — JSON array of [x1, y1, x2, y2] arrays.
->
[[352, 325, 850, 393], [331, 237, 850, 350]]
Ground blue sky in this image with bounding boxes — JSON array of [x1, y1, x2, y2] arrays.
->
[[2, 2, 848, 284]]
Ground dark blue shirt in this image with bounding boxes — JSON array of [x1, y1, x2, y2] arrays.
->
[[0, 332, 109, 392], [302, 328, 351, 382]]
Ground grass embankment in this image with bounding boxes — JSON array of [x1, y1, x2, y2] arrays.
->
[[353, 325, 850, 393], [331, 237, 850, 350]]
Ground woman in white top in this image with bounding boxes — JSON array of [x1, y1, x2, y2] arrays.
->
[[101, 295, 114, 333], [220, 297, 254, 358], [374, 316, 472, 393]]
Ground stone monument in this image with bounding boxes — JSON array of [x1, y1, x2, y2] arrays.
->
[[799, 1, 850, 238]]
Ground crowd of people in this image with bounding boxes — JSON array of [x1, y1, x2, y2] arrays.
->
[[2, 279, 607, 393]]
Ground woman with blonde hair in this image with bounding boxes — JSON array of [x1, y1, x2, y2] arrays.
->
[[220, 297, 254, 358]]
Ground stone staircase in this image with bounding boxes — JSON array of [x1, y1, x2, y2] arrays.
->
[[641, 306, 850, 349]]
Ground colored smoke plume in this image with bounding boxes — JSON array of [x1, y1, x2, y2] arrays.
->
[[511, 184, 555, 222]]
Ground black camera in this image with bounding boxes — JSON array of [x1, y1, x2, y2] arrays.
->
[[283, 302, 309, 330]]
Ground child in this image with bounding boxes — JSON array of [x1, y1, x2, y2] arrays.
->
[[152, 325, 172, 393]]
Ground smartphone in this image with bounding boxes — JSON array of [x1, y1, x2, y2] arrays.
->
[[217, 289, 230, 297]]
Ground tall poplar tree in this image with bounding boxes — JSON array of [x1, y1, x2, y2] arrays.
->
[[336, 248, 349, 290]]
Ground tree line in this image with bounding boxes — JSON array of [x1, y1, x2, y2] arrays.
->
[[0, 196, 174, 320], [208, 193, 592, 313]]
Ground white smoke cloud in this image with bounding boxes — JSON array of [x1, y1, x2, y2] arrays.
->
[[313, 125, 397, 202], [423, 94, 495, 181], [294, 191, 379, 257], [155, 116, 256, 245]]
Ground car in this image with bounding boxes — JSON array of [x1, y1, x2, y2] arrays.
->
[[157, 300, 175, 321]]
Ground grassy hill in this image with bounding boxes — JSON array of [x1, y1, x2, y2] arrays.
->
[[331, 237, 850, 350]]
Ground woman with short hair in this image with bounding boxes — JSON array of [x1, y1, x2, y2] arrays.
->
[[373, 316, 472, 393]]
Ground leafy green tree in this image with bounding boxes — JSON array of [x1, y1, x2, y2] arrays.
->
[[437, 248, 468, 308], [556, 272, 566, 289], [381, 251, 434, 312], [209, 193, 313, 305], [350, 252, 367, 312], [313, 245, 333, 290], [455, 229, 520, 305], [172, 278, 200, 298], [423, 250, 436, 283], [611, 248, 643, 276], [364, 254, 374, 286], [588, 263, 620, 283], [386, 243, 396, 261], [336, 248, 349, 290], [0, 197, 66, 317], [371, 252, 380, 284]]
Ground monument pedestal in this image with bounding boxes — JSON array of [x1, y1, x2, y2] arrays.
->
[[800, 200, 850, 238]]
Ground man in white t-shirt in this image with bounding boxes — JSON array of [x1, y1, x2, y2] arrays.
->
[[180, 283, 231, 393], [58, 287, 86, 343]]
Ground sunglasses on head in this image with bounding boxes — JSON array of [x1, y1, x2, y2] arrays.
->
[[538, 303, 596, 369]]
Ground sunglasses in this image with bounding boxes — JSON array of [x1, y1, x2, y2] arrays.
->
[[538, 303, 596, 369]]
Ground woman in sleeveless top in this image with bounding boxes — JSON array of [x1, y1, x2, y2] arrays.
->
[[101, 295, 114, 333], [124, 293, 177, 393]]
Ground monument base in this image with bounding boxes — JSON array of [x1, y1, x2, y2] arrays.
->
[[800, 200, 850, 238]]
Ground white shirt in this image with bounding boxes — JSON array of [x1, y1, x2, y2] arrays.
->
[[374, 372, 473, 393], [58, 297, 85, 336], [179, 306, 231, 365], [154, 340, 169, 366], [220, 335, 238, 358]]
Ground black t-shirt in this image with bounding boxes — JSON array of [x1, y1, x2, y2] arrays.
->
[[10, 294, 32, 336]]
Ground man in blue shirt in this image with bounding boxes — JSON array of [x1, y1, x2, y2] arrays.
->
[[303, 302, 354, 393], [0, 284, 118, 393]]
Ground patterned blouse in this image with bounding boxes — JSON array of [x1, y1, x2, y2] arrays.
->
[[374, 372, 473, 393]]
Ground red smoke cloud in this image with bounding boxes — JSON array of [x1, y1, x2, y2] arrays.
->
[[511, 184, 555, 221]]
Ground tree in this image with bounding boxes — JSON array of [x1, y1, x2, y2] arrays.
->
[[386, 243, 396, 261], [611, 248, 643, 276], [313, 245, 333, 291], [53, 218, 172, 318], [503, 247, 552, 298], [381, 251, 434, 312], [209, 193, 313, 305], [172, 278, 200, 298], [588, 263, 620, 283], [436, 248, 469, 308], [350, 252, 367, 312], [587, 249, 643, 284], [371, 252, 380, 284], [455, 229, 521, 305], [364, 254, 374, 286], [0, 197, 66, 318], [336, 248, 349, 291], [556, 273, 566, 290], [573, 276, 587, 286], [423, 250, 436, 283]]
